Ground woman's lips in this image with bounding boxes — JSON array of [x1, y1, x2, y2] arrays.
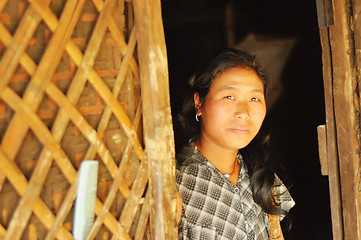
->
[[230, 128, 250, 135]]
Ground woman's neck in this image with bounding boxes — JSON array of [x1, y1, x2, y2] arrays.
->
[[195, 137, 238, 174]]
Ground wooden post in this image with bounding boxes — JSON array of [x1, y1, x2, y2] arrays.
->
[[317, 0, 361, 238], [329, 0, 360, 239], [351, 0, 361, 238], [316, 0, 343, 237], [318, 26, 344, 239], [133, 0, 178, 239], [319, 0, 361, 238]]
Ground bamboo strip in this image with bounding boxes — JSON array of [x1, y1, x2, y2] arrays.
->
[[0, 5, 131, 236], [67, 52, 144, 162], [0, 3, 129, 236], [0, 0, 112, 184], [2, 87, 77, 189], [27, 0, 61, 28], [86, 100, 142, 238], [0, 0, 143, 238], [0, 23, 37, 75], [92, 0, 139, 80], [4, 150, 53, 240], [118, 150, 148, 233], [22, 0, 86, 102], [2, 7, 133, 237], [61, 0, 115, 104], [87, 67, 144, 159], [27, 0, 144, 161], [0, 0, 86, 185], [0, 1, 148, 239], [2, 86, 130, 239], [0, 3, 43, 97], [47, 170, 132, 239], [0, 147, 73, 240], [0, 20, 39, 190], [5, 72, 134, 239], [0, 22, 57, 239], [0, 1, 50, 189], [39, 0, 122, 181], [0, 4, 137, 231], [84, 26, 137, 160], [86, 101, 143, 239], [94, 198, 132, 240], [30, 0, 139, 82], [108, 11, 139, 80], [125, 66, 137, 124], [0, 0, 8, 13], [0, 1, 82, 206], [0, 223, 5, 238], [134, 191, 151, 240], [1, 0, 92, 233], [86, 143, 134, 239], [10, 0, 129, 204], [44, 173, 80, 240], [88, 99, 142, 239], [45, 83, 119, 182]]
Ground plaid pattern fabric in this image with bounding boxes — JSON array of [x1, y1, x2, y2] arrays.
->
[[176, 141, 295, 240]]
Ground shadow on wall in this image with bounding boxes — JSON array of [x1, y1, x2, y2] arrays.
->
[[234, 33, 296, 109]]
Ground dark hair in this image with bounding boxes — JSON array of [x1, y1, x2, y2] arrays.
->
[[178, 48, 285, 216]]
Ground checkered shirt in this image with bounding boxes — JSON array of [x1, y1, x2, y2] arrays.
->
[[176, 142, 295, 240]]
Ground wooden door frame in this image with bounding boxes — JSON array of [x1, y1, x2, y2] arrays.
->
[[317, 0, 361, 239]]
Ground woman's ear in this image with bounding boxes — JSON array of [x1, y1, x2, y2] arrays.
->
[[194, 92, 202, 115]]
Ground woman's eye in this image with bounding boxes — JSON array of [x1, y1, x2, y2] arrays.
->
[[225, 96, 235, 100], [250, 97, 260, 102]]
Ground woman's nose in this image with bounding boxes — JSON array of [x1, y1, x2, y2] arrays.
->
[[234, 103, 250, 120]]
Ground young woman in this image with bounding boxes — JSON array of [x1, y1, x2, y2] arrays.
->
[[176, 48, 295, 239]]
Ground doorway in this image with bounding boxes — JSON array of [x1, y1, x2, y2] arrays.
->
[[162, 1, 332, 239]]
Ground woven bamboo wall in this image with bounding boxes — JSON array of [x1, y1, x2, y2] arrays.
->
[[0, 0, 176, 239]]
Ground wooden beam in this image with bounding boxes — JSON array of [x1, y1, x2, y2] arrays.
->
[[133, 0, 178, 239], [351, 0, 361, 238], [318, 25, 344, 239], [328, 0, 360, 239]]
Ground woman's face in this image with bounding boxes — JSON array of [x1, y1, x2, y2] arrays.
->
[[195, 67, 266, 151]]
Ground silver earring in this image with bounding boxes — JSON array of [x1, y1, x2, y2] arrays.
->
[[195, 114, 200, 122]]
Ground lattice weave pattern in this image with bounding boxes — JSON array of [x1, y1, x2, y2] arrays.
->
[[0, 0, 151, 239]]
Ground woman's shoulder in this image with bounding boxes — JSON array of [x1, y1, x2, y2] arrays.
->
[[175, 141, 215, 187], [176, 139, 207, 169], [176, 155, 211, 180]]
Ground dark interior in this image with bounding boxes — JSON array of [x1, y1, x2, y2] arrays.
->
[[161, 1, 332, 239]]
